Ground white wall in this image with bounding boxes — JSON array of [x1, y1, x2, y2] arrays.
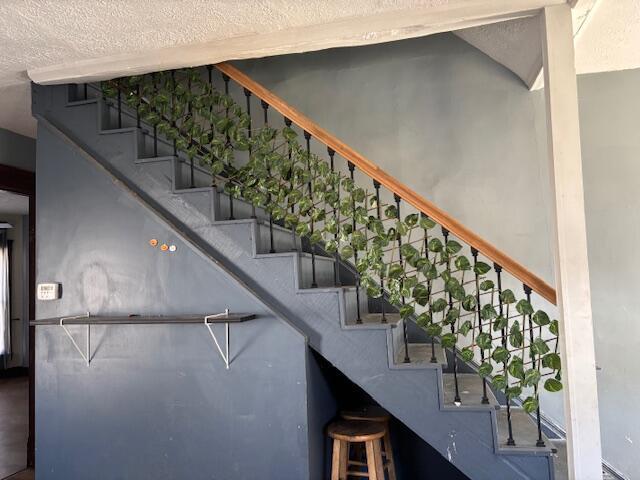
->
[[236, 33, 639, 477]]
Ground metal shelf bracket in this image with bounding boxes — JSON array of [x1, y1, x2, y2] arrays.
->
[[205, 309, 231, 369], [59, 312, 91, 366]]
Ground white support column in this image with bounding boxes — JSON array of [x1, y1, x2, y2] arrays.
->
[[541, 4, 602, 480]]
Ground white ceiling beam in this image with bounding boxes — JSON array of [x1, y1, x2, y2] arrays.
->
[[28, 0, 565, 85]]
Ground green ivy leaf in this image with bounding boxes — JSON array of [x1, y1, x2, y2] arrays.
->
[[522, 396, 539, 414], [479, 280, 495, 291], [416, 312, 432, 328], [549, 319, 559, 336], [492, 374, 508, 391], [492, 346, 510, 364], [462, 294, 477, 312], [413, 284, 430, 307], [476, 332, 492, 350], [523, 369, 541, 387], [481, 304, 497, 320], [446, 240, 463, 255], [508, 357, 525, 380], [515, 299, 534, 316], [431, 298, 448, 313], [460, 347, 474, 362], [544, 378, 563, 392], [532, 310, 550, 326], [531, 337, 550, 355], [428, 238, 443, 253], [400, 303, 415, 319], [493, 315, 507, 331], [459, 320, 472, 337], [509, 321, 523, 348], [441, 333, 456, 348], [478, 362, 493, 377], [419, 216, 436, 230], [340, 245, 354, 260], [500, 289, 516, 305], [444, 308, 460, 325], [474, 262, 492, 276], [426, 323, 442, 337], [542, 353, 561, 370]]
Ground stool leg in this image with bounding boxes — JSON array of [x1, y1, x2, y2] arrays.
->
[[331, 439, 342, 480], [339, 441, 348, 479], [365, 439, 385, 480], [383, 432, 397, 480]]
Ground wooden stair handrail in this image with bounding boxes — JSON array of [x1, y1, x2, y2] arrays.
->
[[215, 62, 557, 305]]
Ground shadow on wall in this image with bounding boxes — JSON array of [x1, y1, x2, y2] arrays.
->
[[311, 349, 469, 480]]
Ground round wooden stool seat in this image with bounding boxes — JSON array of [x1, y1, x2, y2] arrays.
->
[[340, 405, 391, 424], [327, 420, 386, 443]]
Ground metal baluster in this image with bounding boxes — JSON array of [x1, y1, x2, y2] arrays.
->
[[472, 247, 490, 404], [395, 194, 410, 363], [262, 101, 275, 253], [374, 181, 386, 322], [152, 73, 158, 157], [171, 71, 177, 157], [524, 285, 546, 447], [443, 228, 461, 403], [285, 118, 297, 250], [83, 83, 88, 101], [246, 89, 256, 219], [188, 73, 195, 188], [349, 162, 362, 322], [207, 66, 216, 189], [422, 213, 437, 363], [117, 79, 122, 129], [330, 148, 341, 286], [306, 131, 317, 288], [495, 264, 516, 445], [136, 84, 141, 129], [222, 74, 235, 218]]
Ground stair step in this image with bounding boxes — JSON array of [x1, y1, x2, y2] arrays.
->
[[496, 408, 553, 451], [395, 342, 447, 366], [443, 373, 499, 408], [344, 312, 397, 328]]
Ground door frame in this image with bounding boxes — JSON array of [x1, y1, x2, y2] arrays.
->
[[0, 163, 36, 467]]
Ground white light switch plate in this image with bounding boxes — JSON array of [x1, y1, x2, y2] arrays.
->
[[37, 283, 61, 300]]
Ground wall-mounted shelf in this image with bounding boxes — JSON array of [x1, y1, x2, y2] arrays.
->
[[30, 310, 257, 369]]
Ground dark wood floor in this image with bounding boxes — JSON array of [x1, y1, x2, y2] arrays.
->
[[0, 377, 28, 479]]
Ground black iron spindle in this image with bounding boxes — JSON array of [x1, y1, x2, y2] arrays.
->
[[443, 228, 461, 404], [349, 162, 362, 322], [330, 148, 341, 286], [219, 74, 233, 216], [152, 73, 158, 157], [524, 285, 546, 447], [171, 71, 177, 157], [136, 84, 141, 129], [422, 213, 437, 363], [189, 73, 195, 188], [262, 100, 275, 253], [374, 181, 386, 322], [285, 118, 297, 250], [246, 89, 256, 219], [472, 247, 490, 404], [83, 83, 88, 101], [395, 194, 410, 363], [117, 79, 122, 129], [306, 131, 317, 288], [495, 264, 516, 445]]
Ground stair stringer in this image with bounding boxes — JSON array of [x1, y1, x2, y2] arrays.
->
[[33, 84, 555, 480]]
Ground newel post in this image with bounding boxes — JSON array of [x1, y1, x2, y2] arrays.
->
[[541, 4, 602, 479]]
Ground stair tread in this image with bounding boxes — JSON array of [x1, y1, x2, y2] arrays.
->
[[443, 373, 499, 408], [496, 408, 553, 451], [395, 342, 446, 366], [344, 313, 399, 328]]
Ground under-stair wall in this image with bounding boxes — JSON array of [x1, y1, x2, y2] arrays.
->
[[33, 123, 317, 479]]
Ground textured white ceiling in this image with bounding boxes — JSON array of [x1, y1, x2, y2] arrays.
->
[[0, 190, 29, 215], [455, 0, 640, 88], [0, 0, 638, 138]]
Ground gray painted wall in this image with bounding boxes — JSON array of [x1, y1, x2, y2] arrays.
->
[[0, 127, 35, 172], [35, 125, 313, 479], [236, 34, 640, 478]]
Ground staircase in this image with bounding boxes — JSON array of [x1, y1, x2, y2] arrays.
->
[[32, 67, 568, 479]]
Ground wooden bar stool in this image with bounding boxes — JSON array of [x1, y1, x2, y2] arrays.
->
[[341, 406, 397, 480], [328, 420, 395, 480]]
